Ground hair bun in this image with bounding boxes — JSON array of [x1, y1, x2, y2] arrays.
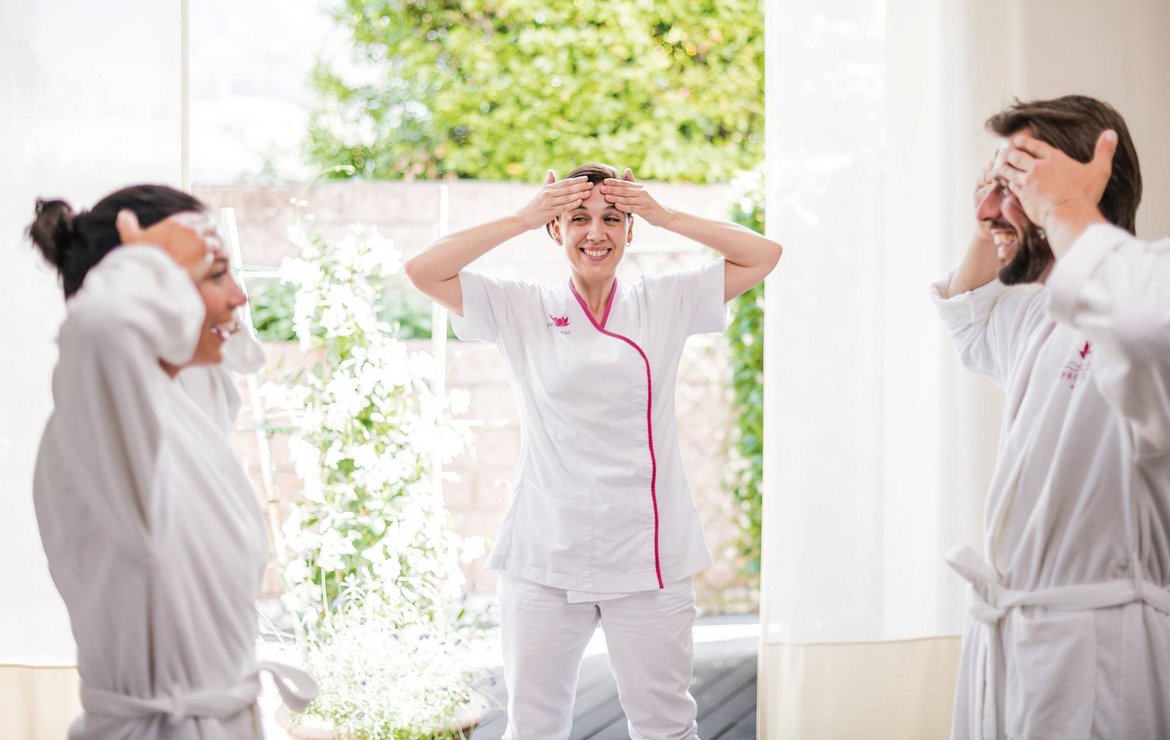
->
[[28, 199, 77, 268]]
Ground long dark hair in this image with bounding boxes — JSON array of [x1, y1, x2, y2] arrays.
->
[[28, 184, 205, 298]]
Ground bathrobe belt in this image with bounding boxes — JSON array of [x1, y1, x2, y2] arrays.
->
[[80, 660, 316, 725], [946, 543, 1170, 740]]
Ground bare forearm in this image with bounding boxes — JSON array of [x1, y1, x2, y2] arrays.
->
[[660, 210, 782, 268], [405, 216, 527, 286], [656, 210, 782, 302], [945, 235, 999, 298]]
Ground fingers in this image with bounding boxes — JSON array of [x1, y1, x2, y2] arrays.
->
[[177, 212, 224, 249], [1002, 147, 1034, 174], [545, 169, 557, 184], [623, 168, 635, 182], [1010, 133, 1054, 159], [551, 176, 592, 192], [1093, 129, 1119, 168], [115, 209, 143, 244], [549, 192, 587, 207]]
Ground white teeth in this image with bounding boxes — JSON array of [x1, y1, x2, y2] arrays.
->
[[992, 232, 1017, 247], [582, 248, 609, 258], [210, 320, 239, 340]]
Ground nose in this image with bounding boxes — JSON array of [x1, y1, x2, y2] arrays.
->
[[976, 187, 1002, 223], [230, 276, 248, 308]]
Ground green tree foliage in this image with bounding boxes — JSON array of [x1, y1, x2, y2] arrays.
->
[[309, 0, 763, 182]]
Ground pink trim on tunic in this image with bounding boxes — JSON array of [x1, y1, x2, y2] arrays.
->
[[568, 279, 664, 589]]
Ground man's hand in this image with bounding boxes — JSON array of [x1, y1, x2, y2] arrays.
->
[[996, 130, 1116, 233], [973, 154, 1000, 242], [115, 209, 224, 281]]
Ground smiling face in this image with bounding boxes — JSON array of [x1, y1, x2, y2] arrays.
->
[[190, 252, 248, 366], [978, 143, 1054, 285], [550, 184, 634, 281]]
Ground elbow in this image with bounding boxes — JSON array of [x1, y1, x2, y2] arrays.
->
[[763, 240, 783, 275], [403, 255, 424, 290], [1111, 310, 1170, 364]]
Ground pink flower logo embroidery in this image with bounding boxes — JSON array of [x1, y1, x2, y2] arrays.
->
[[549, 314, 570, 327], [1060, 341, 1092, 389]]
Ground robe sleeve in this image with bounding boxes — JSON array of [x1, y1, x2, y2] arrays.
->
[[50, 246, 204, 551], [929, 272, 1045, 390], [1046, 224, 1170, 459]]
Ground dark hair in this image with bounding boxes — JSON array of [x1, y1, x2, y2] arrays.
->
[[986, 95, 1141, 234], [545, 162, 629, 238], [28, 184, 205, 298]]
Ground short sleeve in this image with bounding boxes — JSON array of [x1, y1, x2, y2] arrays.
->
[[645, 260, 726, 337], [450, 270, 504, 342]]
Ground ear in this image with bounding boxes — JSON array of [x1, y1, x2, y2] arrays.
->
[[549, 216, 564, 245], [626, 218, 634, 245]]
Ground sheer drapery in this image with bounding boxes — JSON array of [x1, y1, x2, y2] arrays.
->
[[0, 2, 184, 736], [760, 1, 1170, 737]]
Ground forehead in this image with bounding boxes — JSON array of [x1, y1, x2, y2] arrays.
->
[[573, 185, 618, 212]]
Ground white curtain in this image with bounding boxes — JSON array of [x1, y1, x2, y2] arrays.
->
[[0, 2, 184, 736], [760, 1, 1170, 737]]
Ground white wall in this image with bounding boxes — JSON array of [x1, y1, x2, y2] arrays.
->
[[0, 0, 184, 666]]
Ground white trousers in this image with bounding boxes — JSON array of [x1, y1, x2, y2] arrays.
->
[[498, 574, 699, 740]]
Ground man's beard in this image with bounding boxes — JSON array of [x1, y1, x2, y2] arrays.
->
[[997, 224, 1054, 285]]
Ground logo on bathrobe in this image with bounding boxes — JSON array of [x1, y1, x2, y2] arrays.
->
[[547, 314, 571, 334], [1060, 341, 1092, 389]]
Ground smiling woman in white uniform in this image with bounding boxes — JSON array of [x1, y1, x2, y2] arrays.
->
[[405, 163, 781, 739], [29, 185, 314, 739]]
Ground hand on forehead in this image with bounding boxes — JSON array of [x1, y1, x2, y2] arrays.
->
[[171, 211, 226, 252]]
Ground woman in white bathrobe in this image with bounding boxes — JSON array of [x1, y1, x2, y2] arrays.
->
[[405, 164, 782, 739], [29, 185, 313, 739]]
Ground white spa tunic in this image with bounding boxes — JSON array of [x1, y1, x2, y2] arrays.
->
[[931, 224, 1170, 739], [452, 260, 726, 596], [33, 246, 310, 739]]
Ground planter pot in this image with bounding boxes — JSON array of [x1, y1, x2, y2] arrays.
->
[[275, 692, 491, 739]]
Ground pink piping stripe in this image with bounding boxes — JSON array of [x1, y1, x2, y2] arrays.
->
[[569, 279, 664, 589]]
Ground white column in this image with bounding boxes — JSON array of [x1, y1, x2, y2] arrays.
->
[[0, 0, 184, 676]]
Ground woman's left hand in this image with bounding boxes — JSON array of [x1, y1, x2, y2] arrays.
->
[[600, 169, 673, 227]]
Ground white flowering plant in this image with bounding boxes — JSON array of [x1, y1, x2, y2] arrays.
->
[[263, 218, 488, 735], [295, 591, 493, 740]]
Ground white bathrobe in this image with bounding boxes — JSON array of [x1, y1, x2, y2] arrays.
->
[[33, 246, 311, 739], [932, 224, 1170, 739]]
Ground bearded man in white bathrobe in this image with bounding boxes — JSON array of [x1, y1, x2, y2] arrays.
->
[[932, 95, 1170, 739]]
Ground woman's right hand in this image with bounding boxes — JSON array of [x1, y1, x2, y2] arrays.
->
[[515, 170, 594, 230], [115, 209, 225, 281]]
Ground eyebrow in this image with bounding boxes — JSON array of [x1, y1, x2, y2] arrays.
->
[[571, 204, 621, 213]]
